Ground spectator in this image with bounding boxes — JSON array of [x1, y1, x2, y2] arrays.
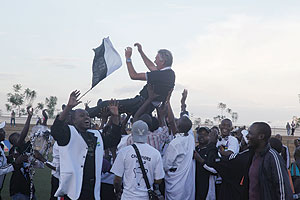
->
[[247, 122, 293, 200], [50, 91, 121, 200], [163, 93, 195, 200], [10, 110, 16, 127], [275, 134, 290, 169], [286, 122, 291, 136], [216, 119, 240, 157], [291, 147, 300, 194], [292, 121, 296, 136], [194, 127, 218, 200], [111, 120, 165, 200]]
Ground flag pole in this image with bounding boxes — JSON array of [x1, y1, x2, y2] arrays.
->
[[78, 87, 93, 101]]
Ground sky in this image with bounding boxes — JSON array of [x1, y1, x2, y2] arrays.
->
[[1, 0, 300, 127]]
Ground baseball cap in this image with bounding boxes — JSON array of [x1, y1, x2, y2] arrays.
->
[[197, 127, 210, 134], [132, 120, 149, 143]]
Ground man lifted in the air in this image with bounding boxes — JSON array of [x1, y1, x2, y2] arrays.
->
[[87, 43, 175, 118]]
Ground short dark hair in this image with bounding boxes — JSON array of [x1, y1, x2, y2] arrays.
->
[[252, 122, 271, 141], [269, 137, 282, 153], [179, 116, 192, 133], [9, 132, 19, 145]]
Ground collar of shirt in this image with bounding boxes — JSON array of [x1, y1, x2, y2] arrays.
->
[[160, 66, 172, 71], [222, 136, 229, 141], [175, 132, 185, 138]]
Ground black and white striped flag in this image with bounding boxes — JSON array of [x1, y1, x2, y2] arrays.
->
[[91, 37, 122, 88]]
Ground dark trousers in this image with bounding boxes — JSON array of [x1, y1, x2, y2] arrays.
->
[[87, 95, 148, 118], [50, 175, 59, 200], [100, 183, 116, 200]]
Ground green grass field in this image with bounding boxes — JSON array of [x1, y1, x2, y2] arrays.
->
[[1, 167, 52, 199]]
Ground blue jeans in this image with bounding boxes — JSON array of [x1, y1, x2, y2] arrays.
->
[[11, 193, 36, 200]]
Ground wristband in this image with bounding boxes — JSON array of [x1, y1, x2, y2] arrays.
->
[[126, 58, 132, 62]]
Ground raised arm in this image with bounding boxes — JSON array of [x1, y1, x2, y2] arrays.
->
[[134, 43, 157, 71], [16, 107, 33, 147], [102, 99, 121, 150], [41, 109, 48, 126], [156, 103, 168, 127], [125, 47, 146, 81], [180, 89, 189, 117], [166, 90, 178, 135], [51, 90, 81, 146]]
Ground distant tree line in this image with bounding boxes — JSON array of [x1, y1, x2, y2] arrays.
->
[[5, 84, 58, 118]]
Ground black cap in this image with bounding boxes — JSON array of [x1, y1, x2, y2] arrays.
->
[[197, 127, 210, 134]]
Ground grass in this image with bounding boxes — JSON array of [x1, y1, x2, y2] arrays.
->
[[1, 166, 52, 199]]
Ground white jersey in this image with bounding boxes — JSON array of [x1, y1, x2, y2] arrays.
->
[[111, 143, 165, 200], [216, 135, 239, 153], [163, 133, 195, 200]]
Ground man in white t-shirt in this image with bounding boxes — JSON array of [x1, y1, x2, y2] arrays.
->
[[163, 115, 195, 200], [216, 119, 239, 156], [111, 120, 165, 200]]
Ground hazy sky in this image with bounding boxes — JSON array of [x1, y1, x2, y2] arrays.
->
[[1, 0, 300, 126]]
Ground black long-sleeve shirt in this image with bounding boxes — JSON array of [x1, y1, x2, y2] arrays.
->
[[51, 117, 121, 149], [50, 117, 121, 199]]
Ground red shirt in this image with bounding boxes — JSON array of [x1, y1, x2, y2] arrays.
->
[[249, 153, 263, 200]]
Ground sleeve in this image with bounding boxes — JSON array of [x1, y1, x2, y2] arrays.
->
[[102, 124, 121, 150], [154, 152, 165, 180], [0, 164, 14, 176], [50, 116, 71, 146], [146, 71, 155, 83], [110, 150, 125, 177], [269, 150, 292, 200], [227, 137, 240, 154], [286, 146, 290, 168]]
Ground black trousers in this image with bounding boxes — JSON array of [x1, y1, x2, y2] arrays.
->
[[50, 175, 59, 200], [87, 95, 151, 118]]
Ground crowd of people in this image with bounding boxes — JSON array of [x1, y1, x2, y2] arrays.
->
[[0, 44, 299, 200]]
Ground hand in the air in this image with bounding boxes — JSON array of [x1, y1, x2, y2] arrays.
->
[[125, 47, 132, 59], [67, 90, 81, 109], [181, 89, 188, 105], [108, 99, 119, 116], [134, 43, 142, 53], [27, 106, 34, 117]]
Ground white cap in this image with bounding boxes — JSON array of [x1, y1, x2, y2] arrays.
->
[[0, 121, 5, 129], [132, 120, 149, 143]]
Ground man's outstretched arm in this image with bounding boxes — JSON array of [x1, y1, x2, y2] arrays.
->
[[16, 107, 33, 147], [125, 47, 146, 81], [134, 43, 157, 71]]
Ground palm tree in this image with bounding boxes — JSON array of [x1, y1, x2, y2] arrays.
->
[[232, 112, 238, 122], [218, 102, 227, 119]]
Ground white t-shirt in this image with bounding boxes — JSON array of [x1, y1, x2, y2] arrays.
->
[[51, 142, 60, 179], [163, 133, 195, 200], [111, 143, 165, 200], [216, 135, 240, 154]]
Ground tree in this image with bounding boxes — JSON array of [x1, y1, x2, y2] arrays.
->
[[45, 96, 58, 118], [6, 84, 37, 117], [232, 112, 238, 123], [204, 119, 213, 126], [34, 102, 45, 114], [218, 102, 226, 119], [194, 117, 201, 127]]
